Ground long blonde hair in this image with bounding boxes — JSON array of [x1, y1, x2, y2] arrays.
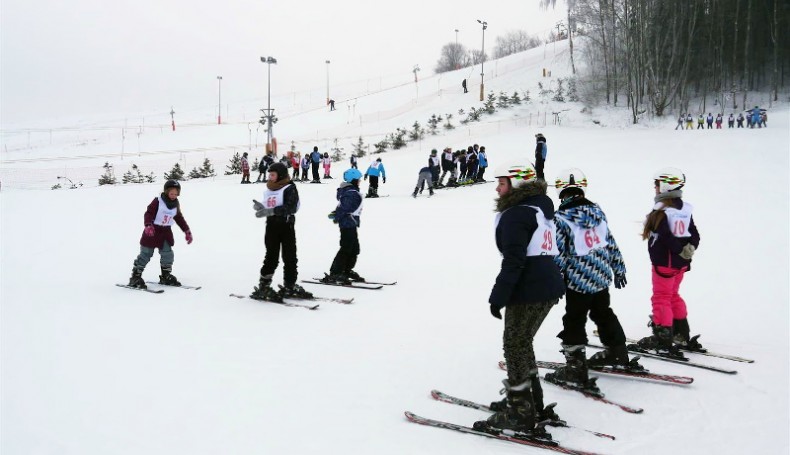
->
[[641, 199, 679, 240]]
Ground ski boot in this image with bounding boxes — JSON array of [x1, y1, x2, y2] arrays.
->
[[345, 270, 365, 283], [128, 268, 147, 289], [473, 378, 551, 440], [411, 187, 418, 198], [544, 345, 598, 390], [428, 187, 434, 197], [635, 324, 683, 358], [158, 267, 181, 286], [673, 318, 706, 352], [250, 274, 283, 302], [321, 272, 351, 285], [588, 343, 645, 371], [279, 283, 313, 299]]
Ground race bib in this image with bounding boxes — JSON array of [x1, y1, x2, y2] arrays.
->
[[154, 196, 177, 226], [664, 202, 693, 238], [558, 216, 609, 256]]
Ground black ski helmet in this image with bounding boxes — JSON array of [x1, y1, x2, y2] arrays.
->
[[268, 162, 288, 181], [164, 179, 181, 195]]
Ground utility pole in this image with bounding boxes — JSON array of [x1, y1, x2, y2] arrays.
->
[[477, 20, 487, 101], [216, 76, 223, 124]]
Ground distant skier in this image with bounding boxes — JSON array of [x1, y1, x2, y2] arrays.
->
[[534, 133, 547, 180], [350, 153, 358, 169], [476, 145, 488, 181], [322, 152, 333, 179], [290, 152, 301, 180], [412, 166, 435, 198], [323, 168, 365, 285], [310, 146, 322, 183], [462, 79, 468, 93], [675, 114, 684, 130], [428, 149, 440, 186], [715, 113, 723, 129], [329, 99, 336, 111], [127, 180, 192, 289], [241, 152, 251, 184], [256, 152, 274, 183], [300, 154, 310, 181], [727, 113, 735, 129], [736, 112, 744, 128], [706, 113, 714, 129], [363, 157, 386, 198]]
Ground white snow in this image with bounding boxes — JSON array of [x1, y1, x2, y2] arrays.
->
[[2, 40, 788, 454]]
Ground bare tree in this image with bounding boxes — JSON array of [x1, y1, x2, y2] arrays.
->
[[493, 30, 542, 58], [435, 43, 472, 73]]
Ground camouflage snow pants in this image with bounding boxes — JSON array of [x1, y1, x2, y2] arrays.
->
[[503, 300, 558, 384]]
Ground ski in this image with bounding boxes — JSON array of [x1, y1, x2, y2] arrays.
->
[[116, 284, 164, 294], [302, 279, 383, 290], [351, 280, 397, 286], [276, 285, 354, 304], [536, 360, 694, 385], [542, 375, 644, 414], [496, 361, 643, 413], [588, 342, 738, 375], [594, 330, 754, 363], [430, 390, 616, 440], [404, 411, 603, 455], [145, 281, 202, 290], [229, 293, 319, 310]]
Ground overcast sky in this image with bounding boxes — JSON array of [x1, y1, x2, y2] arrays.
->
[[1, 0, 565, 126]]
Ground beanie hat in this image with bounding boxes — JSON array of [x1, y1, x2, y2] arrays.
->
[[268, 162, 288, 181]]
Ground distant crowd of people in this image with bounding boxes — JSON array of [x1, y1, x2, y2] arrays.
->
[[675, 106, 767, 130]]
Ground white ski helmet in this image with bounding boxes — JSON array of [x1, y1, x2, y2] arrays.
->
[[492, 162, 537, 183], [554, 168, 588, 197], [653, 167, 686, 193]]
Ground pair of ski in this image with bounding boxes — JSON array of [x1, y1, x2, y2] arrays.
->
[[300, 278, 397, 290], [587, 341, 740, 375], [498, 361, 652, 414], [115, 282, 202, 294], [593, 329, 754, 364], [406, 390, 611, 455], [229, 288, 356, 311]]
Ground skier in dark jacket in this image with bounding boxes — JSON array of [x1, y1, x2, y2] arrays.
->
[[323, 168, 365, 284], [250, 162, 312, 302], [473, 162, 565, 439], [534, 134, 547, 180], [310, 147, 322, 182], [127, 180, 192, 289]]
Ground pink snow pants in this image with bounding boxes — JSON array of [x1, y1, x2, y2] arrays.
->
[[651, 265, 688, 326]]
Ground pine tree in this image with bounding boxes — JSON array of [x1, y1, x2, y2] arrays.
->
[[188, 167, 203, 179], [374, 139, 389, 154], [567, 77, 579, 102], [497, 91, 511, 109], [523, 90, 531, 103], [389, 128, 407, 149], [98, 162, 117, 186], [330, 138, 345, 162], [199, 158, 216, 178], [443, 113, 455, 130], [427, 114, 441, 135], [352, 136, 367, 158], [510, 91, 522, 105], [225, 152, 242, 175], [408, 121, 424, 141], [164, 163, 185, 181], [145, 172, 156, 183], [484, 93, 497, 114], [552, 79, 566, 102]]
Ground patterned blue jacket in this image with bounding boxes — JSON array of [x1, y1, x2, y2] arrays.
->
[[553, 197, 626, 294]]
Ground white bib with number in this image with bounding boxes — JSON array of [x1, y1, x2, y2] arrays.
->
[[263, 184, 300, 212], [664, 202, 693, 238], [154, 196, 177, 226], [558, 216, 609, 256], [495, 205, 558, 257]]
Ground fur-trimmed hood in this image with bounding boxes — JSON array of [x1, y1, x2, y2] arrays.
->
[[495, 180, 552, 215]]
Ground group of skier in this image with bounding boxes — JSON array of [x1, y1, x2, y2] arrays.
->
[[473, 161, 702, 440], [675, 106, 768, 130]]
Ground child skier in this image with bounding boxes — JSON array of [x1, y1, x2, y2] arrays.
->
[[473, 162, 565, 438], [300, 154, 310, 181], [322, 152, 333, 179], [544, 168, 641, 390], [250, 162, 312, 302], [636, 167, 702, 354], [241, 152, 251, 183], [127, 180, 192, 289], [363, 157, 386, 198], [323, 168, 365, 284], [412, 166, 435, 198]]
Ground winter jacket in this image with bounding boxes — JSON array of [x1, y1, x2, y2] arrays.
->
[[301, 157, 310, 169], [489, 181, 565, 310], [365, 161, 386, 179], [311, 151, 322, 163], [535, 139, 547, 161], [241, 156, 250, 173], [265, 181, 300, 225], [335, 183, 363, 229], [291, 156, 300, 169], [441, 151, 453, 171], [553, 197, 626, 294], [646, 199, 700, 271], [139, 195, 190, 249], [478, 150, 488, 167]]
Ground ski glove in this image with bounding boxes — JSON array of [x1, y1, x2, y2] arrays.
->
[[614, 274, 627, 289], [490, 305, 502, 320], [256, 208, 274, 218], [382, 177, 386, 184], [364, 174, 368, 180], [185, 230, 193, 245], [252, 199, 264, 211], [143, 225, 155, 237], [679, 244, 696, 260]]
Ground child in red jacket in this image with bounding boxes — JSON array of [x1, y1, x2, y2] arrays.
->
[[127, 180, 192, 289]]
